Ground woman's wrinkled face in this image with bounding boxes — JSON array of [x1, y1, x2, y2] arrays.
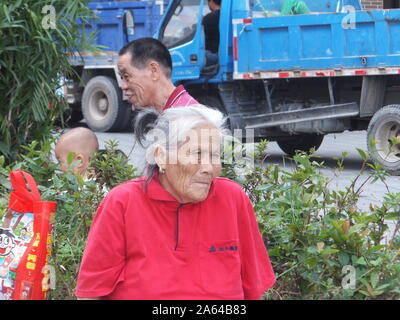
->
[[159, 123, 222, 203]]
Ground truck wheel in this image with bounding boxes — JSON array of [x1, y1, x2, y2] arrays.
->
[[81, 76, 131, 132], [367, 104, 400, 175], [277, 134, 324, 156]]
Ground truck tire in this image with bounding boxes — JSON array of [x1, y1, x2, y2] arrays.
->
[[367, 104, 400, 175], [277, 134, 324, 156], [81, 76, 131, 132]]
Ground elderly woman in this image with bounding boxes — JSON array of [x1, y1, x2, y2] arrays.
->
[[75, 105, 275, 300]]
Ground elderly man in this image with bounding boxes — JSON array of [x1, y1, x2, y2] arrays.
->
[[118, 38, 199, 174], [117, 38, 198, 113]]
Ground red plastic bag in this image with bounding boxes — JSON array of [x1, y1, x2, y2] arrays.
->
[[0, 170, 56, 300]]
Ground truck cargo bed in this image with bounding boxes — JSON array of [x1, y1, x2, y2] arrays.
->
[[233, 9, 400, 79]]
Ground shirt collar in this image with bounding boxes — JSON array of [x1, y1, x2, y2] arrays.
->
[[162, 85, 187, 111], [145, 171, 216, 203]]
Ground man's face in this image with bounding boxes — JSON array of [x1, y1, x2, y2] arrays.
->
[[117, 52, 155, 108], [208, 0, 217, 11]]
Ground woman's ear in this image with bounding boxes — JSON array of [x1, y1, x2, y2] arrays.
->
[[154, 146, 167, 169]]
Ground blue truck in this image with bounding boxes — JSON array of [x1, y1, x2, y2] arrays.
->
[[67, 0, 400, 174], [154, 0, 400, 174], [66, 0, 169, 131]]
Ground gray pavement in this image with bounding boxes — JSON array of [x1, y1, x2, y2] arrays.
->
[[91, 129, 399, 242], [94, 130, 400, 211]]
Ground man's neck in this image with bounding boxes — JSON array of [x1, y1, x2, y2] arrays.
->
[[152, 80, 176, 113]]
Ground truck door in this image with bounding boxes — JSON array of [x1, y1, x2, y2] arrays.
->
[[156, 0, 206, 82]]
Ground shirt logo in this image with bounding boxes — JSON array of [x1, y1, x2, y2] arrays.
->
[[209, 245, 238, 253]]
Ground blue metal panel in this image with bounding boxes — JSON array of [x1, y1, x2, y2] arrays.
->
[[251, 0, 362, 13], [236, 9, 400, 73], [74, 1, 170, 56]]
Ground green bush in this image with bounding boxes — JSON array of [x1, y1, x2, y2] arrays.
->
[[0, 139, 138, 299], [0, 138, 399, 300], [0, 0, 95, 163], [223, 141, 400, 300]]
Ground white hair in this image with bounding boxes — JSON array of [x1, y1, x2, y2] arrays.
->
[[143, 105, 227, 180]]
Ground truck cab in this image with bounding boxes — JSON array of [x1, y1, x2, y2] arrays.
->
[[156, 0, 232, 84], [155, 0, 400, 175]]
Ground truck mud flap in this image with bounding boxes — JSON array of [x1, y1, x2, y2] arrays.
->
[[244, 103, 359, 129]]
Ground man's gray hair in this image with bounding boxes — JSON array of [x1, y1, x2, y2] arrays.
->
[[142, 105, 226, 182]]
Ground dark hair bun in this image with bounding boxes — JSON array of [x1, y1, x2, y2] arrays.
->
[[133, 108, 160, 146]]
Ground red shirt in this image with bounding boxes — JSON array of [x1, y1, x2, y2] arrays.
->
[[162, 85, 198, 111], [75, 175, 276, 300]]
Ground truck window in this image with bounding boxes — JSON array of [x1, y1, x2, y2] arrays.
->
[[384, 0, 400, 8], [160, 0, 201, 49]]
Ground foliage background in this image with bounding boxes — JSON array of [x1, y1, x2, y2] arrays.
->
[[224, 142, 400, 299], [0, 138, 398, 300], [0, 0, 94, 163], [0, 139, 137, 299]]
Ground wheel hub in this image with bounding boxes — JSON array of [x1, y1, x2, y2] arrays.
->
[[376, 121, 400, 163], [98, 98, 109, 112], [89, 91, 109, 120]]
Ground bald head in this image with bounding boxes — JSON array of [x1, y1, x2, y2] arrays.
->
[[55, 127, 99, 176]]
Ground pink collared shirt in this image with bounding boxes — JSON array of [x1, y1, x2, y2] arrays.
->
[[162, 85, 198, 111]]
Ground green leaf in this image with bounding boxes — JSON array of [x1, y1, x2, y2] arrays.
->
[[367, 245, 386, 254], [320, 248, 339, 256], [348, 224, 364, 234], [76, 174, 85, 188], [385, 211, 400, 220], [67, 152, 77, 164], [356, 148, 368, 161], [370, 272, 380, 289], [375, 283, 391, 291], [359, 290, 371, 297], [356, 257, 367, 265], [338, 252, 350, 266]]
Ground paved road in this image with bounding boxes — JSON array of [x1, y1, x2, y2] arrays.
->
[[92, 129, 398, 240], [94, 129, 400, 204]]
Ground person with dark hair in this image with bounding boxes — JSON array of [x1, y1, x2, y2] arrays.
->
[[202, 0, 221, 67], [75, 105, 276, 300], [118, 37, 197, 113], [118, 38, 199, 174]]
